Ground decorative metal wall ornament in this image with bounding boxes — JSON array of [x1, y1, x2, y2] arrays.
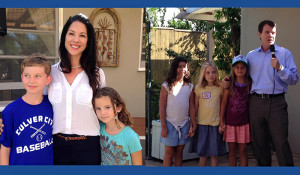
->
[[90, 8, 121, 67]]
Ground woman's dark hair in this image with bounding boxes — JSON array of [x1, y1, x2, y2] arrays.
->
[[165, 56, 190, 92], [59, 13, 101, 94]]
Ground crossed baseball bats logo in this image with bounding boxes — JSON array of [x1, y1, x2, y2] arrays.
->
[[30, 123, 46, 138]]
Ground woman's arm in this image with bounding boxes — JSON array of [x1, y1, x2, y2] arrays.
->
[[159, 85, 168, 138], [219, 88, 229, 134], [131, 150, 143, 165]]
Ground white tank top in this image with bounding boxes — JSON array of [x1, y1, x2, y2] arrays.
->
[[162, 81, 193, 129]]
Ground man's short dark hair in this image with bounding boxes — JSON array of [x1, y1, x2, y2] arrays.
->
[[258, 20, 276, 33]]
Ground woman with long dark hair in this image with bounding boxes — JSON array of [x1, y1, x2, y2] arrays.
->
[[48, 13, 105, 165]]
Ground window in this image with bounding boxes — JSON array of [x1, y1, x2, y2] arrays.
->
[[0, 8, 58, 103]]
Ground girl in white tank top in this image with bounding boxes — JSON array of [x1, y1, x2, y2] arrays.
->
[[159, 57, 197, 166]]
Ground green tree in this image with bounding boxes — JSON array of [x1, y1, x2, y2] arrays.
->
[[146, 8, 166, 27], [210, 8, 241, 74], [167, 17, 207, 32], [167, 18, 193, 30]]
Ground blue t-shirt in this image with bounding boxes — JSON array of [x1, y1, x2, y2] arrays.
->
[[100, 122, 142, 165], [0, 95, 53, 165]]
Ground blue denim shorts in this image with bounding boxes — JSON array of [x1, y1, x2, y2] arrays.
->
[[160, 120, 191, 146]]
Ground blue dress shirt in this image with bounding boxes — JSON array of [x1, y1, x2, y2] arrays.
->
[[246, 44, 298, 94]]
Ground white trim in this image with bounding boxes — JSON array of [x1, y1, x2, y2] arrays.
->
[[138, 9, 145, 70], [137, 67, 145, 72], [0, 82, 24, 90], [7, 28, 56, 34], [0, 101, 12, 112], [0, 55, 58, 59]]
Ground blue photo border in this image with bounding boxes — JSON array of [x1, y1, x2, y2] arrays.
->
[[1, 0, 300, 175], [1, 166, 300, 175]]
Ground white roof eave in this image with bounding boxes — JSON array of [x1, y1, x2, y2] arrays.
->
[[176, 8, 226, 22]]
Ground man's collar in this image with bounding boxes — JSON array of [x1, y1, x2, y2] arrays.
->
[[258, 43, 277, 52]]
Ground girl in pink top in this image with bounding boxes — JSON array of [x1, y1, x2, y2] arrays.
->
[[219, 55, 252, 166]]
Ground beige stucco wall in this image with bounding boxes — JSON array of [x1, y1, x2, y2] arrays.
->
[[241, 8, 300, 154], [62, 8, 145, 118]]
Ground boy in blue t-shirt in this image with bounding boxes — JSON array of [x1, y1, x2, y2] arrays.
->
[[0, 54, 53, 165]]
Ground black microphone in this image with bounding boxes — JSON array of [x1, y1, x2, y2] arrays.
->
[[270, 44, 276, 73], [270, 44, 276, 71], [270, 44, 276, 58]]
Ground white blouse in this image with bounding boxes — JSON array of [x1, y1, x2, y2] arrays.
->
[[48, 62, 106, 136]]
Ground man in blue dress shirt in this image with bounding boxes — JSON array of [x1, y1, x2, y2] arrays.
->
[[247, 20, 298, 166]]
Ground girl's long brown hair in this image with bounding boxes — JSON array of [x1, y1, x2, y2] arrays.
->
[[93, 87, 134, 127], [165, 57, 191, 92]]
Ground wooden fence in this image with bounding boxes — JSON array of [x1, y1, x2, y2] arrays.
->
[[150, 27, 206, 85]]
